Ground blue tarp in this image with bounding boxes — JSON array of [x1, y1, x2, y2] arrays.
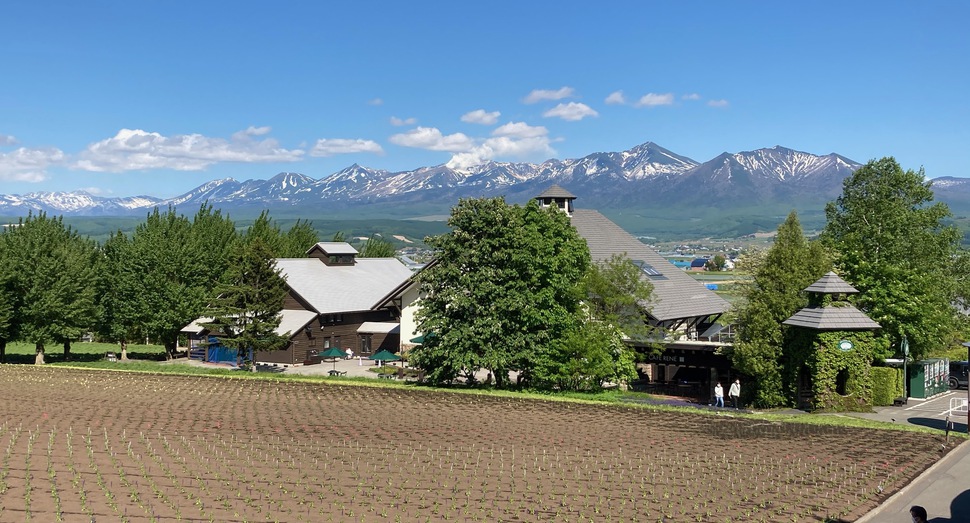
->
[[206, 336, 252, 366], [705, 283, 718, 290]]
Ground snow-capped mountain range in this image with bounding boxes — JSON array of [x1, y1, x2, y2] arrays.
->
[[1, 141, 966, 216]]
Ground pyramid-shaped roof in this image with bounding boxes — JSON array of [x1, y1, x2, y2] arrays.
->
[[804, 272, 859, 294], [536, 185, 576, 199], [783, 306, 881, 331]]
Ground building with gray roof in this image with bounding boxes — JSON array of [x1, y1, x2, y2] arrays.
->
[[534, 189, 733, 396], [183, 242, 412, 366]]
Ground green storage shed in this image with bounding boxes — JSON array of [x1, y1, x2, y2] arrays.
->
[[908, 358, 949, 399]]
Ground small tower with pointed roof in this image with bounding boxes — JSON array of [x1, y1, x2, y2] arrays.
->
[[783, 272, 880, 411], [535, 185, 576, 216]]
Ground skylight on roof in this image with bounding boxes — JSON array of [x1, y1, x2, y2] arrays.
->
[[632, 259, 666, 279]]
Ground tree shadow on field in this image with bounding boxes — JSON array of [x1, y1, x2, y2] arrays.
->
[[908, 416, 968, 434], [2, 351, 169, 365]]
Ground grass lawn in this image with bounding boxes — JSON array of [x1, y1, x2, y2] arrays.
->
[[2, 340, 167, 364]]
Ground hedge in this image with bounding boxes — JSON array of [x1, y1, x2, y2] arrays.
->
[[871, 366, 903, 406]]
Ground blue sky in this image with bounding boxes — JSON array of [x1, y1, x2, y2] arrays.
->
[[1, 2, 967, 198]]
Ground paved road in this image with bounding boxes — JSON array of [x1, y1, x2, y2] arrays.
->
[[845, 390, 969, 434]]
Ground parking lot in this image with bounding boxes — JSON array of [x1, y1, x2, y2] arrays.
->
[[847, 389, 970, 434]]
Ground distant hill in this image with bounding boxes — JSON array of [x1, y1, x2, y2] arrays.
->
[[2, 141, 968, 239]]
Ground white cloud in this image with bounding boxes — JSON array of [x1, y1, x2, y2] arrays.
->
[[682, 93, 701, 101], [310, 138, 384, 157], [231, 126, 271, 139], [523, 87, 575, 104], [460, 109, 501, 125], [635, 93, 675, 107], [0, 146, 64, 182], [389, 127, 475, 152], [542, 102, 599, 121], [707, 99, 730, 108], [605, 91, 627, 105], [78, 186, 107, 195], [446, 135, 555, 170], [445, 123, 554, 169], [74, 128, 304, 172], [0, 134, 19, 146], [367, 98, 384, 106], [389, 116, 417, 126], [389, 123, 556, 170], [492, 122, 549, 139]]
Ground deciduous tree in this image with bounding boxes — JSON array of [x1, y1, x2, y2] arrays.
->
[[533, 254, 653, 390], [820, 158, 960, 360], [127, 205, 237, 359], [5, 213, 98, 364], [411, 198, 590, 387]]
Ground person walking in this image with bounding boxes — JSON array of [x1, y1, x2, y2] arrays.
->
[[714, 382, 724, 408], [729, 379, 741, 409]]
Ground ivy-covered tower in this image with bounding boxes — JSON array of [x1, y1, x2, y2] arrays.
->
[[783, 272, 880, 411]]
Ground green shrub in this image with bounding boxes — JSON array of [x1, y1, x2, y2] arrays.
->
[[871, 366, 903, 406]]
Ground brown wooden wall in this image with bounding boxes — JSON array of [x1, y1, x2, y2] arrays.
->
[[256, 308, 400, 366]]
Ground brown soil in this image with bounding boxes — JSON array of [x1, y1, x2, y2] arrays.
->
[[0, 366, 950, 522]]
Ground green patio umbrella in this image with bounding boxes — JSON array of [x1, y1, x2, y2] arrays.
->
[[319, 347, 346, 371], [369, 350, 402, 365]]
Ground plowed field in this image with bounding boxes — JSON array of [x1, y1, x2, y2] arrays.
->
[[0, 366, 949, 522]]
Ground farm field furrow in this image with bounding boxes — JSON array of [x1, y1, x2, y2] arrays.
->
[[0, 365, 949, 522]]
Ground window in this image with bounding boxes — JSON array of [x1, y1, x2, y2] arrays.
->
[[334, 336, 341, 350], [632, 259, 668, 280], [323, 338, 331, 349], [359, 334, 372, 355]]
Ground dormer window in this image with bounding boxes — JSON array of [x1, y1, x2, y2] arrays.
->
[[307, 242, 359, 266]]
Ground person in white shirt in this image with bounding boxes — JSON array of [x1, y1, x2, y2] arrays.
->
[[714, 382, 724, 408], [728, 379, 741, 409]]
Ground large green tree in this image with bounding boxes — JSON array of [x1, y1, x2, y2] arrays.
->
[[732, 211, 830, 407], [820, 157, 960, 360], [126, 205, 237, 358], [95, 231, 144, 360], [4, 213, 99, 363], [203, 238, 289, 369], [96, 205, 237, 359], [533, 254, 654, 391], [242, 212, 319, 257], [411, 198, 590, 387], [0, 224, 20, 362], [281, 219, 319, 257], [359, 234, 396, 258]]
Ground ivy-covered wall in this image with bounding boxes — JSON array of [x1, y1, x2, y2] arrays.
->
[[785, 329, 877, 412]]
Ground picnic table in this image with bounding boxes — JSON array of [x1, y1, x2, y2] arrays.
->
[[328, 369, 347, 377]]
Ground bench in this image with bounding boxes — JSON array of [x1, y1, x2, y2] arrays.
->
[[378, 373, 394, 380], [328, 370, 347, 377]]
